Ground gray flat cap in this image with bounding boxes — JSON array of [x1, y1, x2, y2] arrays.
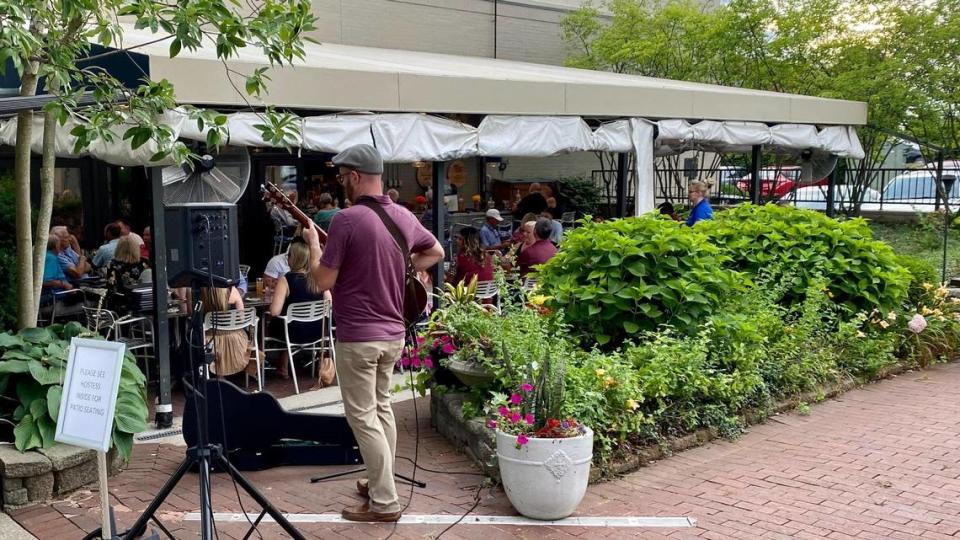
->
[[332, 144, 383, 174]]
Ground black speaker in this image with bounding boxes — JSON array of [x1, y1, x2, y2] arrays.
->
[[165, 204, 239, 288]]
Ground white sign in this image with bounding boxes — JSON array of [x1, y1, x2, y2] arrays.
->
[[55, 338, 126, 452]]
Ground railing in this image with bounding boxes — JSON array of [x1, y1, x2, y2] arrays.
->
[[653, 166, 960, 215]]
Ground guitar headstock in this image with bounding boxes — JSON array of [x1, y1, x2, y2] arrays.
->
[[260, 181, 329, 243]]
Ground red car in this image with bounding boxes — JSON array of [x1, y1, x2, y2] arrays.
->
[[736, 166, 828, 198]]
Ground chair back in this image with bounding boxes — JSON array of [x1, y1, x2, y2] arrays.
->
[[83, 306, 119, 334], [285, 299, 331, 324], [560, 211, 576, 228], [239, 264, 251, 280], [204, 307, 257, 333], [497, 221, 513, 237], [474, 280, 499, 300], [521, 276, 538, 291]]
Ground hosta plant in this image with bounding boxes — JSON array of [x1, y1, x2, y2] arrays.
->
[[0, 322, 148, 458]]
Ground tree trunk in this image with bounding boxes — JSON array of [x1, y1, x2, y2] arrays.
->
[[14, 69, 39, 329], [32, 109, 57, 319]]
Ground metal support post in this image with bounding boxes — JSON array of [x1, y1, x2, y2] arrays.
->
[[431, 162, 445, 306], [750, 145, 762, 205], [149, 167, 173, 429], [615, 153, 629, 218], [934, 151, 944, 212], [825, 165, 838, 218], [941, 174, 956, 284]]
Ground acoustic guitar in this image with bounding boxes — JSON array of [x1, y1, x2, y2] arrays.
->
[[260, 182, 428, 328]]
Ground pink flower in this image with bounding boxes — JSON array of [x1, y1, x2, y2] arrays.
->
[[486, 419, 497, 429], [524, 413, 534, 425], [520, 383, 533, 393], [423, 357, 434, 369], [498, 406, 510, 417], [517, 434, 529, 446], [510, 412, 521, 423], [400, 357, 411, 367], [412, 357, 421, 369], [416, 336, 426, 345], [510, 394, 522, 405], [908, 313, 927, 334], [441, 342, 457, 355]]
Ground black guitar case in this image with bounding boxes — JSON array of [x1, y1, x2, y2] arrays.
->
[[182, 379, 362, 471]]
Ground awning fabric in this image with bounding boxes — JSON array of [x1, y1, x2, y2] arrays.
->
[[0, 112, 865, 213]]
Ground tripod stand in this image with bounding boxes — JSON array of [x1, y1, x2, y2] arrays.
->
[[117, 285, 304, 540]]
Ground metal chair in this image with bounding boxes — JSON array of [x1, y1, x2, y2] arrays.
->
[[239, 264, 251, 281], [82, 306, 155, 383], [560, 211, 576, 229], [38, 289, 88, 326], [497, 221, 513, 240], [262, 299, 335, 395], [204, 307, 261, 391], [521, 276, 538, 292], [272, 216, 295, 256], [474, 280, 500, 311]]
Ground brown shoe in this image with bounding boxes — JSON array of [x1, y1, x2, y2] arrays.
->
[[341, 503, 401, 523], [356, 479, 369, 498]]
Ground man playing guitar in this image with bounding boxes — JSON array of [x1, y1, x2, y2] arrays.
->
[[301, 144, 444, 522]]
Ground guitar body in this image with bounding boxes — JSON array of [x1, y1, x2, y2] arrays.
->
[[404, 276, 429, 329]]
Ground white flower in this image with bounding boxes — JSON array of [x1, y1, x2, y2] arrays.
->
[[908, 314, 927, 334]]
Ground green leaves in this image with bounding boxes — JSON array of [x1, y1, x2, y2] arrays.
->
[[538, 215, 741, 348]]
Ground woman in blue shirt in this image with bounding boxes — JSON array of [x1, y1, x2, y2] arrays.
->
[[686, 180, 714, 226]]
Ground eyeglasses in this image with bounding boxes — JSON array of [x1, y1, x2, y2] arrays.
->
[[336, 170, 356, 185]]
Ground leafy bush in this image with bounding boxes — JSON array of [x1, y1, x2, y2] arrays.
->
[[898, 254, 939, 305], [698, 204, 910, 313], [0, 322, 148, 458], [538, 215, 742, 346], [557, 176, 602, 217], [0, 175, 17, 332]]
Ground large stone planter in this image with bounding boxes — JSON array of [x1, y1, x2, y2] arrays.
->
[[446, 358, 495, 388], [496, 427, 593, 520]]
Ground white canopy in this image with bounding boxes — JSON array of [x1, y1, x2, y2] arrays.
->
[[0, 111, 865, 213]]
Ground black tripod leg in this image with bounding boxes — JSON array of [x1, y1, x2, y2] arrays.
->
[[241, 510, 268, 540], [217, 454, 305, 540], [394, 473, 426, 489], [120, 456, 195, 539], [309, 467, 367, 484]]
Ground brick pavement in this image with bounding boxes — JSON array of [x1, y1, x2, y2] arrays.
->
[[10, 362, 960, 539]]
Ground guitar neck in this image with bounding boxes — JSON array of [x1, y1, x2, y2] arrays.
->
[[285, 205, 328, 244]]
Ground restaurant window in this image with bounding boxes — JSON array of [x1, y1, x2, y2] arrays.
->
[[52, 167, 83, 233]]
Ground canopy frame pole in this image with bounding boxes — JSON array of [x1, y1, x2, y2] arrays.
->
[[149, 167, 173, 429], [826, 165, 838, 218], [431, 162, 445, 308], [750, 145, 762, 204], [615, 152, 629, 218]]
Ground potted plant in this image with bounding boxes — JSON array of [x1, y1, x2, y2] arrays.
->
[[487, 352, 592, 520]]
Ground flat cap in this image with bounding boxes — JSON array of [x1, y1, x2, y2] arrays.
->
[[332, 144, 383, 174]]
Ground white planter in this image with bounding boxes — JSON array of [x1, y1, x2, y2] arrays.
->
[[496, 427, 593, 520]]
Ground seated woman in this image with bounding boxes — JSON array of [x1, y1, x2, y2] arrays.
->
[[268, 239, 330, 380], [510, 212, 539, 246], [201, 286, 258, 380], [105, 236, 149, 313], [446, 227, 494, 286]]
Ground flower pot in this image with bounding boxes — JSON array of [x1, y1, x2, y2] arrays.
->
[[447, 358, 495, 388], [496, 427, 593, 520]]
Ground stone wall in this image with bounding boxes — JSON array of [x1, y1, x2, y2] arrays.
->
[[430, 391, 499, 480], [0, 445, 126, 510]]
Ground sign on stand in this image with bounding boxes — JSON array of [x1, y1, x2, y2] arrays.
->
[[55, 338, 127, 539]]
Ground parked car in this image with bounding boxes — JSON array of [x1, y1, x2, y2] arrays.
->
[[736, 166, 828, 199], [780, 185, 881, 211], [879, 169, 960, 212]]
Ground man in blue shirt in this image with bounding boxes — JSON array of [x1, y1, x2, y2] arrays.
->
[[42, 237, 74, 303], [685, 180, 714, 226], [51, 226, 90, 282], [479, 209, 505, 250], [93, 222, 122, 268]]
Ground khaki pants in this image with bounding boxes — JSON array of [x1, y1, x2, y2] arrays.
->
[[335, 339, 405, 513]]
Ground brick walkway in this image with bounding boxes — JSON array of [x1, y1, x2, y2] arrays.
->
[[10, 362, 960, 539]]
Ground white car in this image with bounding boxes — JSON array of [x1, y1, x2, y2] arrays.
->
[[781, 185, 881, 211], [879, 170, 960, 213]]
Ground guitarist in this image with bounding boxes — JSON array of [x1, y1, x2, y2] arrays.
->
[[302, 144, 443, 523]]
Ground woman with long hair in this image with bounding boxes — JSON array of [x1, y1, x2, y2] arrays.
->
[[447, 226, 494, 285], [201, 286, 256, 379], [268, 239, 329, 379], [105, 235, 149, 313]]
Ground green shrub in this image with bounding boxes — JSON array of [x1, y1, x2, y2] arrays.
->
[[898, 254, 939, 305], [0, 323, 148, 458], [699, 204, 910, 313], [557, 176, 602, 217], [538, 215, 742, 347]]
